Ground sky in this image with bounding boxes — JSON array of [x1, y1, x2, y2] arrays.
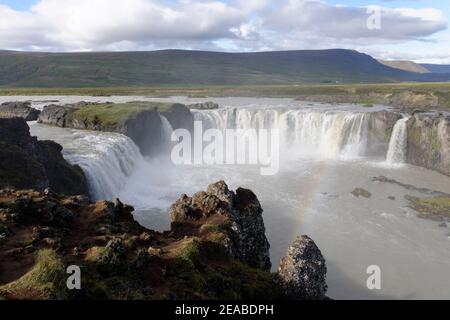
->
[[0, 0, 448, 63]]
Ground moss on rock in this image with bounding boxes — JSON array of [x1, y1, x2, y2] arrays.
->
[[0, 249, 66, 300]]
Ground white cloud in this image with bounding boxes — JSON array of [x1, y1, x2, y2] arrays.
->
[[0, 0, 245, 51], [266, 0, 447, 42], [0, 0, 447, 62]]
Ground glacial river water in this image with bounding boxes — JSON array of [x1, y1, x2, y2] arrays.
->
[[18, 96, 450, 300]]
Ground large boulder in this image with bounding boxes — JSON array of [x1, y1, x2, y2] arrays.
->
[[38, 104, 76, 127], [170, 181, 271, 271], [0, 118, 88, 196], [0, 102, 41, 121], [277, 235, 327, 300]]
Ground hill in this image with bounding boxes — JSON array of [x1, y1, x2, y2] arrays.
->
[[1, 49, 450, 87], [421, 64, 450, 74], [378, 60, 430, 74]]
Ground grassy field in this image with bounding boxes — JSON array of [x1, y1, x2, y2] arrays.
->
[[1, 82, 449, 109]]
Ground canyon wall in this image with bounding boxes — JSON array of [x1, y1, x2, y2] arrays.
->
[[407, 113, 450, 176], [0, 118, 87, 195]]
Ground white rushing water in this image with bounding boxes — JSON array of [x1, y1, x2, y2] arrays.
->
[[386, 117, 409, 164], [194, 108, 369, 160], [29, 122, 144, 200], [25, 97, 450, 300]]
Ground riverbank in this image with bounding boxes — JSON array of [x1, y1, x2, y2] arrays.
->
[[0, 83, 449, 110]]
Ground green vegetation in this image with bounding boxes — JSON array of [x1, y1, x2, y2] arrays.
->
[[70, 101, 175, 126], [1, 82, 449, 109], [351, 188, 372, 198], [0, 249, 66, 299], [407, 196, 450, 218], [167, 239, 283, 300], [2, 49, 448, 88]]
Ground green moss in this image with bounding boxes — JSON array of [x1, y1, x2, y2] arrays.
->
[[178, 239, 202, 267], [202, 260, 284, 300], [94, 246, 126, 276], [70, 102, 175, 127], [0, 249, 66, 299], [351, 188, 372, 198], [407, 196, 450, 218], [407, 121, 422, 147]]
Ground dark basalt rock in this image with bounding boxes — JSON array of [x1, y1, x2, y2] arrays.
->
[[0, 118, 88, 196], [0, 102, 41, 121], [38, 104, 76, 127], [161, 103, 194, 132], [406, 113, 450, 177], [366, 111, 402, 156], [277, 235, 327, 300], [188, 102, 219, 110], [170, 181, 271, 271]]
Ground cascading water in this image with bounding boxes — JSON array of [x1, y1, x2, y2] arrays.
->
[[159, 115, 174, 152], [29, 123, 144, 200], [193, 108, 369, 160], [386, 117, 409, 164]]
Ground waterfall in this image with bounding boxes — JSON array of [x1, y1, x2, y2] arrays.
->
[[193, 108, 369, 160], [37, 129, 144, 201], [64, 133, 144, 200], [159, 115, 174, 145], [386, 117, 409, 164]]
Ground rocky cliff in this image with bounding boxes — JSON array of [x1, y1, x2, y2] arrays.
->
[[38, 102, 193, 156], [407, 113, 450, 176], [367, 111, 402, 155], [0, 102, 41, 121], [0, 118, 88, 196], [170, 180, 271, 271], [0, 182, 327, 300]]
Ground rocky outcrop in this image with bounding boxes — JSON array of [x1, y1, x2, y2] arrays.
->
[[277, 235, 327, 300], [37, 104, 77, 127], [406, 113, 450, 176], [188, 102, 219, 110], [367, 111, 402, 155], [0, 183, 327, 300], [161, 103, 194, 132], [170, 181, 271, 271], [38, 102, 194, 156], [0, 118, 87, 196], [0, 102, 41, 121]]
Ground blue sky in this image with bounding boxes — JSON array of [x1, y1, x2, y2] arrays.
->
[[0, 0, 448, 63]]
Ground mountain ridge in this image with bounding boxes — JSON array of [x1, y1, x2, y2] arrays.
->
[[0, 49, 449, 87]]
